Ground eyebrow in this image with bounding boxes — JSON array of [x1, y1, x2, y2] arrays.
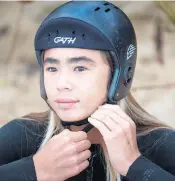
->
[[43, 56, 96, 65]]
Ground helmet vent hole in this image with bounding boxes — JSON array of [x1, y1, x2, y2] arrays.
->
[[124, 66, 132, 86], [105, 8, 110, 12], [114, 7, 119, 10], [72, 31, 75, 35], [104, 3, 109, 6], [48, 33, 51, 39], [94, 7, 100, 11], [56, 30, 59, 35], [82, 34, 85, 39], [126, 77, 132, 84]]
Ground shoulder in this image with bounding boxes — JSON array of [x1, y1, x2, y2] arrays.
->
[[0, 118, 48, 164], [138, 128, 175, 175], [137, 128, 175, 153], [137, 128, 174, 153], [0, 118, 48, 140]]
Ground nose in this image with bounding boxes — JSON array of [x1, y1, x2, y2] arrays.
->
[[56, 70, 72, 91]]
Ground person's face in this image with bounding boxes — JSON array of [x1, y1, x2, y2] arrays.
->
[[43, 48, 110, 122]]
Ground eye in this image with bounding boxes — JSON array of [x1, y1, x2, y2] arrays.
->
[[46, 67, 57, 72], [74, 66, 87, 72]]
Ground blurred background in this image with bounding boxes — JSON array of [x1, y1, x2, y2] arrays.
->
[[0, 1, 174, 127]]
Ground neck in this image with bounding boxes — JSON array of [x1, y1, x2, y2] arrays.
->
[[70, 124, 108, 158], [70, 124, 104, 145]]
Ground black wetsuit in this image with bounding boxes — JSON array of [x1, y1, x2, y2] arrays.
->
[[0, 119, 175, 181]]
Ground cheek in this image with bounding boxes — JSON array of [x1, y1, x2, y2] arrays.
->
[[81, 70, 109, 100], [44, 76, 56, 96], [92, 69, 109, 89]]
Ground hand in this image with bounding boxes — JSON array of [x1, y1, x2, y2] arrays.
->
[[88, 104, 141, 176], [33, 129, 91, 181]]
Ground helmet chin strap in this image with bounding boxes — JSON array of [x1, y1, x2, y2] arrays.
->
[[61, 118, 94, 133], [61, 118, 89, 126]]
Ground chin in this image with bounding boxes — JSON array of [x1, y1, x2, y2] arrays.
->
[[57, 111, 89, 121]]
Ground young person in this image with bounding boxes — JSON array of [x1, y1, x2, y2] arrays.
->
[[0, 1, 175, 181]]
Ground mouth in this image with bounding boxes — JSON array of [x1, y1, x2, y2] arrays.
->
[[54, 98, 78, 103], [55, 97, 79, 110], [56, 102, 78, 109], [54, 98, 79, 110]]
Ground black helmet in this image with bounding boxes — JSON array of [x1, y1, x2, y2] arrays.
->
[[34, 1, 137, 131]]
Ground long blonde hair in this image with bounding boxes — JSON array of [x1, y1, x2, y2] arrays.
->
[[21, 51, 172, 181]]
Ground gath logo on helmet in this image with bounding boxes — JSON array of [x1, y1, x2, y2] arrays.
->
[[54, 37, 76, 44], [127, 44, 136, 60]]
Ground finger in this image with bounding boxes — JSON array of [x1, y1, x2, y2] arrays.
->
[[66, 150, 90, 167], [70, 131, 88, 142], [77, 150, 91, 164], [88, 117, 111, 136], [53, 130, 88, 144], [91, 113, 116, 132], [76, 139, 91, 153], [106, 110, 137, 148], [100, 104, 133, 123], [92, 109, 133, 144], [61, 139, 91, 156], [96, 105, 137, 149], [78, 160, 89, 172], [95, 107, 136, 134], [75, 160, 89, 174], [67, 160, 89, 177]]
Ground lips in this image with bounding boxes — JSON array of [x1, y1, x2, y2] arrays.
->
[[54, 98, 78, 103], [54, 98, 78, 110]]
